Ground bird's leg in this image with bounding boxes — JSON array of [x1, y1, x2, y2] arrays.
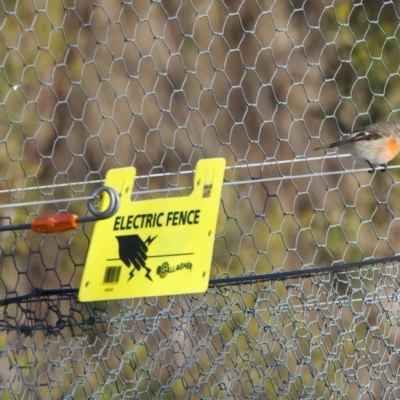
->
[[366, 160, 375, 174], [380, 164, 387, 172]]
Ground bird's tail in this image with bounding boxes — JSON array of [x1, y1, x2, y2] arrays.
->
[[313, 141, 342, 150]]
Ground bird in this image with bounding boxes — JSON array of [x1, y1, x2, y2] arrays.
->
[[313, 121, 400, 172]]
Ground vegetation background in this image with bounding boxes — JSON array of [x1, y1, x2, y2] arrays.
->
[[0, 0, 400, 398]]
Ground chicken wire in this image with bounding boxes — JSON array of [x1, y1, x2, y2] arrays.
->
[[1, 0, 400, 398]]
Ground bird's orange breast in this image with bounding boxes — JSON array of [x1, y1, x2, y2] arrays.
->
[[388, 137, 400, 157]]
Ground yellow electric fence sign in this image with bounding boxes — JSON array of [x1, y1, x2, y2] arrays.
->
[[79, 158, 225, 302]]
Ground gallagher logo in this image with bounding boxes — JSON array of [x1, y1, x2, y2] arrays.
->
[[157, 262, 193, 278]]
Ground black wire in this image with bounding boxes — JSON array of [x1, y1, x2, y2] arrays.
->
[[209, 254, 400, 287], [0, 288, 79, 306], [0, 222, 32, 232], [1, 254, 400, 306]]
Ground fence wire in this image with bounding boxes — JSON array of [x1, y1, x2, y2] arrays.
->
[[1, 0, 400, 398]]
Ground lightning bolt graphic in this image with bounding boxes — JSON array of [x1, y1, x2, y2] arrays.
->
[[128, 264, 152, 282], [128, 268, 135, 282], [126, 236, 156, 282], [145, 235, 157, 246], [142, 236, 156, 281], [144, 266, 152, 281]]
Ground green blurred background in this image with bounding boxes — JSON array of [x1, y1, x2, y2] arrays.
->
[[1, 0, 400, 398]]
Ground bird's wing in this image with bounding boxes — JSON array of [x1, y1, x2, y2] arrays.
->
[[344, 129, 381, 143], [314, 124, 383, 150]]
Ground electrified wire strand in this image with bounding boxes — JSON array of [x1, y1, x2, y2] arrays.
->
[[0, 154, 398, 210], [0, 153, 347, 195]]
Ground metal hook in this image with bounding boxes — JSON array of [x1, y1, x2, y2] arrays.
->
[[0, 186, 120, 233], [77, 186, 120, 224]]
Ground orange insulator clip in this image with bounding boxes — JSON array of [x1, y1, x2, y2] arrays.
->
[[31, 214, 79, 233]]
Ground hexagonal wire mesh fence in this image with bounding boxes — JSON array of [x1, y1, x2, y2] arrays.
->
[[1, 0, 400, 398]]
